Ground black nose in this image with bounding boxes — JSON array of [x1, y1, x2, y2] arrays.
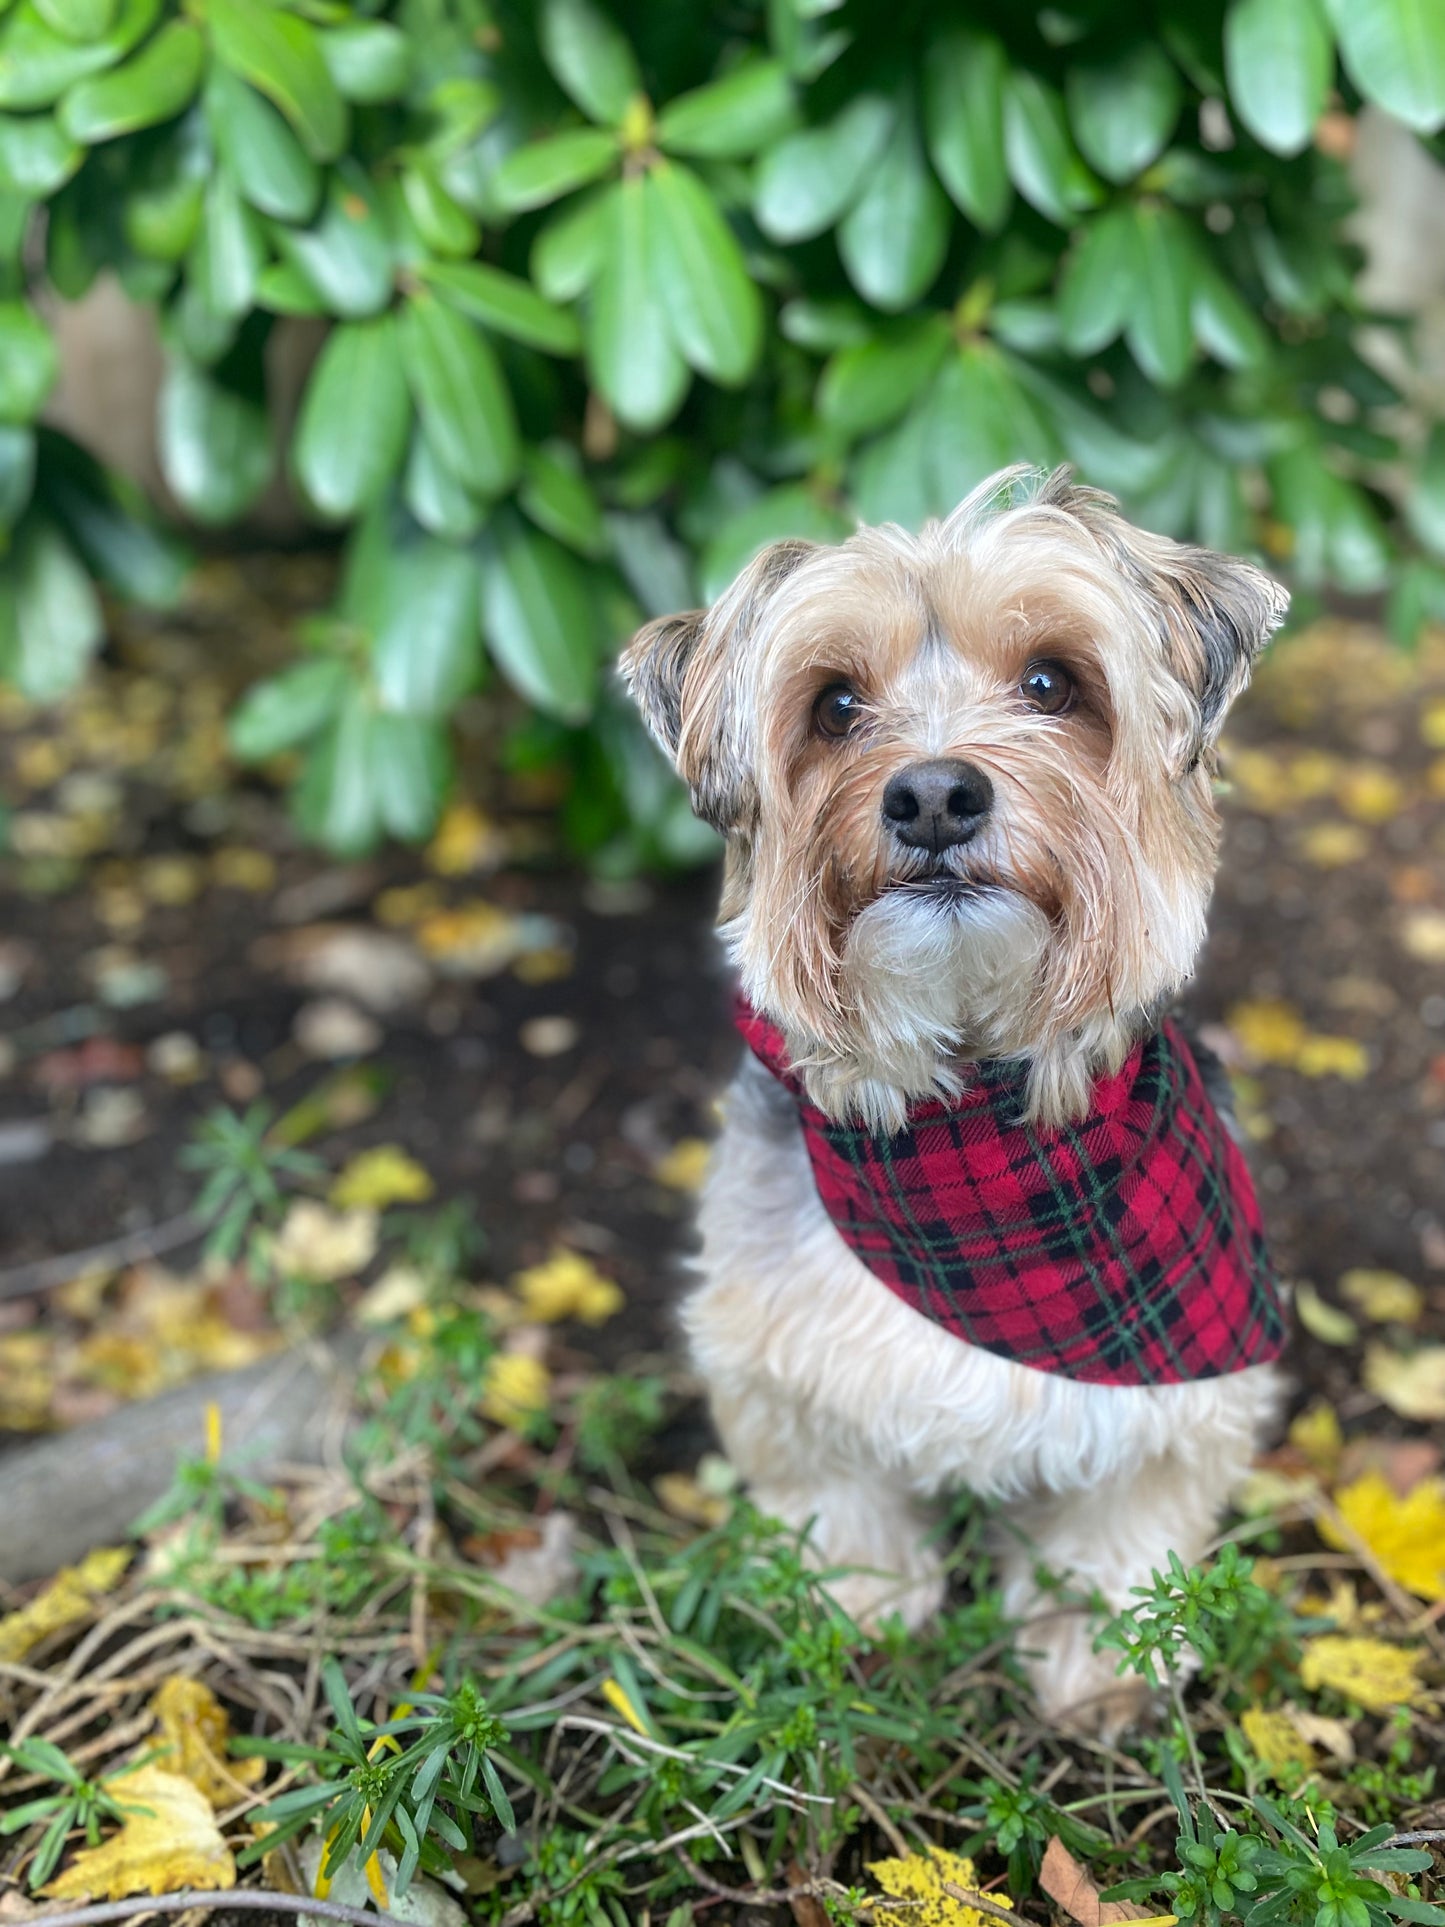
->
[[882, 759, 993, 851]]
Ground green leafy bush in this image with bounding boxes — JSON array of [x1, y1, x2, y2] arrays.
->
[[5, 0, 1445, 859]]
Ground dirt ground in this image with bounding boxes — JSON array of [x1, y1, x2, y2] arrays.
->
[[2, 564, 1445, 1444]]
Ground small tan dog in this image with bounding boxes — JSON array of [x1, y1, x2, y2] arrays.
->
[[621, 466, 1289, 1732]]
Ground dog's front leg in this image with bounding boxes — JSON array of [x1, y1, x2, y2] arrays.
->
[[709, 1372, 947, 1632], [996, 1384, 1274, 1736]]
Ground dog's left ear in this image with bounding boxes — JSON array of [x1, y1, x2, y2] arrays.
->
[[1148, 543, 1290, 763]]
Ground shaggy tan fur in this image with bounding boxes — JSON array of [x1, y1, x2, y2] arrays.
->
[[621, 466, 1288, 1732]]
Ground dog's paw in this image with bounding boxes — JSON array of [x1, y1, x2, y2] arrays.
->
[[1017, 1608, 1152, 1741], [823, 1551, 945, 1634]]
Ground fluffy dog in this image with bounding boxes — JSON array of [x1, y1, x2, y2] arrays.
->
[[621, 466, 1289, 1732]]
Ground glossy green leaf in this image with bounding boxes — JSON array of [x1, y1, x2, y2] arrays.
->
[[2, 515, 103, 699], [190, 168, 267, 320], [838, 96, 949, 312], [0, 112, 79, 194], [421, 258, 581, 354], [0, 300, 57, 422], [531, 187, 610, 301], [255, 260, 328, 316], [0, 0, 158, 110], [925, 344, 1056, 512], [400, 163, 479, 258], [1125, 203, 1196, 386], [1192, 262, 1270, 368], [1322, 0, 1445, 132], [0, 425, 35, 529], [656, 57, 797, 158], [57, 21, 201, 144], [849, 405, 936, 530], [1406, 421, 1445, 555], [293, 315, 410, 521], [1003, 72, 1102, 225], [319, 21, 410, 104], [274, 166, 392, 317], [404, 426, 486, 541], [35, 0, 117, 38], [229, 655, 350, 759], [588, 176, 688, 431], [399, 289, 519, 498], [648, 160, 762, 382], [372, 712, 452, 841], [490, 127, 619, 214], [122, 124, 205, 259], [753, 92, 894, 242], [699, 485, 851, 601], [779, 296, 873, 352], [207, 0, 347, 162], [206, 65, 321, 224], [158, 352, 274, 524], [539, 0, 640, 126], [1269, 442, 1391, 589], [818, 315, 952, 439], [372, 537, 482, 715], [1058, 207, 1136, 354], [38, 428, 189, 605], [1225, 0, 1333, 155], [480, 507, 597, 722], [1010, 356, 1173, 496], [923, 26, 1011, 231], [294, 693, 382, 854], [1066, 43, 1181, 182], [519, 443, 607, 557]]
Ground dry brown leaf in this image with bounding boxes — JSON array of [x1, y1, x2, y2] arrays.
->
[[1039, 1837, 1158, 1926], [0, 1547, 130, 1663], [40, 1765, 235, 1900], [149, 1677, 264, 1808]]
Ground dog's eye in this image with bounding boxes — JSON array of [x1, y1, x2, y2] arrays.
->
[[814, 682, 865, 739], [1019, 661, 1076, 716]]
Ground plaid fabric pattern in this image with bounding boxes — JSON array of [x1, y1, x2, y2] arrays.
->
[[737, 999, 1285, 1387]]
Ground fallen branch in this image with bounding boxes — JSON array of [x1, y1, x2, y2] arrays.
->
[[12, 1889, 410, 1927], [0, 1211, 206, 1303]]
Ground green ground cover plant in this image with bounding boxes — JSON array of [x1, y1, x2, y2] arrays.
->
[[4, 0, 1445, 860]]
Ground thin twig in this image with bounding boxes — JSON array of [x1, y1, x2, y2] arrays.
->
[[0, 1211, 206, 1302], [12, 1889, 412, 1927]]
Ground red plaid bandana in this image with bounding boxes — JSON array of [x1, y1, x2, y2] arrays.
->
[[736, 1000, 1285, 1387]]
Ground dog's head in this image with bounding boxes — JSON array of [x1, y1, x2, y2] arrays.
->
[[621, 466, 1287, 1126]]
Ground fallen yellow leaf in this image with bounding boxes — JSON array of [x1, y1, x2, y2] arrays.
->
[[1338, 764, 1406, 825], [330, 1145, 435, 1211], [512, 1249, 623, 1325], [654, 1471, 732, 1528], [1298, 1634, 1426, 1712], [654, 1138, 711, 1191], [1321, 1469, 1445, 1601], [601, 1677, 649, 1735], [150, 1677, 264, 1808], [1227, 999, 1307, 1066], [425, 801, 505, 876], [0, 1547, 131, 1663], [1292, 1035, 1369, 1080], [1400, 910, 1445, 963], [869, 1848, 1013, 1927], [269, 1200, 378, 1282], [1298, 822, 1370, 868], [1294, 1281, 1358, 1347], [482, 1352, 551, 1428], [1240, 1707, 1314, 1783], [1339, 1269, 1424, 1325], [1421, 697, 1445, 749], [1287, 1401, 1342, 1476], [1364, 1344, 1445, 1422], [40, 1764, 235, 1900]]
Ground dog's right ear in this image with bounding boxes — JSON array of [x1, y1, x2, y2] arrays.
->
[[620, 538, 816, 832]]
